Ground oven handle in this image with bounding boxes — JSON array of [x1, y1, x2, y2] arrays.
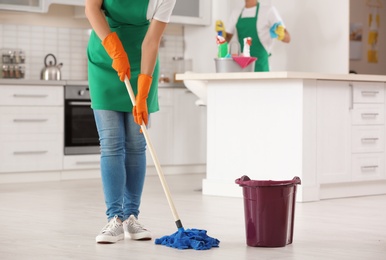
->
[[68, 101, 92, 106]]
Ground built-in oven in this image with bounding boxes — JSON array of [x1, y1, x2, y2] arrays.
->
[[64, 85, 100, 155]]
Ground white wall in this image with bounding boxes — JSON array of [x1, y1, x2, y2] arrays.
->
[[184, 0, 350, 74]]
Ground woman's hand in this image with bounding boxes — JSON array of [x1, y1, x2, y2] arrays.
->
[[133, 74, 152, 126], [102, 32, 131, 81]]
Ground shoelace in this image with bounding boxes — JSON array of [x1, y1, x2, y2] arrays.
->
[[128, 218, 147, 233], [101, 216, 121, 234]]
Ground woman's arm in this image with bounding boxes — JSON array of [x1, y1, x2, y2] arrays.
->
[[85, 0, 110, 40], [141, 19, 168, 75], [225, 33, 234, 43]]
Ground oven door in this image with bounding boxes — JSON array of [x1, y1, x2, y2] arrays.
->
[[64, 99, 100, 155]]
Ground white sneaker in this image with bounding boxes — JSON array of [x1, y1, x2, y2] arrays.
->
[[124, 215, 152, 240], [96, 216, 125, 243]]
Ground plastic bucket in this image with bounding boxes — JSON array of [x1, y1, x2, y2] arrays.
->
[[214, 58, 255, 73], [235, 175, 301, 247]]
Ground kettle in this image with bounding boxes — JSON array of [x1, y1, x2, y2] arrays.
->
[[41, 53, 63, 80]]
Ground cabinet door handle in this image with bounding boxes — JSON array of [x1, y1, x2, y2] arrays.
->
[[361, 165, 378, 170], [361, 113, 379, 117], [361, 137, 379, 142], [13, 94, 48, 98], [76, 161, 100, 165], [13, 119, 48, 123], [361, 91, 379, 96], [68, 101, 92, 106], [349, 83, 353, 110], [13, 151, 48, 155]]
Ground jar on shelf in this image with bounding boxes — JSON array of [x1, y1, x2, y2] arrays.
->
[[2, 65, 9, 78]]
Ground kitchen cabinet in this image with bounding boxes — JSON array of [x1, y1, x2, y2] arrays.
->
[[173, 88, 206, 165], [316, 80, 352, 183], [351, 82, 385, 181], [0, 0, 84, 12], [146, 87, 206, 167], [317, 81, 386, 184], [146, 89, 174, 166], [170, 0, 211, 26], [0, 85, 63, 173], [0, 0, 42, 12], [0, 81, 206, 184]]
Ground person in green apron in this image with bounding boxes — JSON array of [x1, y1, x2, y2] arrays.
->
[[225, 0, 290, 71], [85, 0, 176, 244]]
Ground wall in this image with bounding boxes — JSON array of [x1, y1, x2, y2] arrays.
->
[[0, 4, 184, 80], [184, 0, 350, 74], [350, 0, 386, 75]]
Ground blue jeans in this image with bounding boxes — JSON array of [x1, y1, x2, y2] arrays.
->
[[93, 110, 147, 221]]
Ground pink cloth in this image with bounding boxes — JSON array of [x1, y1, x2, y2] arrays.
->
[[232, 56, 257, 68]]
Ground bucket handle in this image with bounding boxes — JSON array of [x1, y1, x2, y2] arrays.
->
[[235, 175, 301, 187]]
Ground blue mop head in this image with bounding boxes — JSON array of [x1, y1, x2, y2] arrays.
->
[[155, 228, 220, 250]]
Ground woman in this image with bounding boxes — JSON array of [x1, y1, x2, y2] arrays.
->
[[225, 0, 291, 71], [85, 0, 176, 244]]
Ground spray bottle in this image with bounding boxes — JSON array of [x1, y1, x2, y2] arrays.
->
[[243, 37, 252, 57], [216, 34, 228, 58]]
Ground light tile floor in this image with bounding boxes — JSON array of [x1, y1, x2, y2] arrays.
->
[[0, 173, 385, 260]]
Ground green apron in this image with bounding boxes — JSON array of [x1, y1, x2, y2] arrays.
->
[[236, 3, 270, 72], [87, 0, 159, 112]]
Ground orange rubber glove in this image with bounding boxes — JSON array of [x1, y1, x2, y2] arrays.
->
[[102, 32, 131, 81], [133, 74, 152, 126]]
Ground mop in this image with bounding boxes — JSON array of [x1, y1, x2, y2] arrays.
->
[[124, 77, 220, 250]]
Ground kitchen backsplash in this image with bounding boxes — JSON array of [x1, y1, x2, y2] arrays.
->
[[0, 23, 184, 81]]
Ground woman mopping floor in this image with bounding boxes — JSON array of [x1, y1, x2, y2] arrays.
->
[[85, 0, 219, 250]]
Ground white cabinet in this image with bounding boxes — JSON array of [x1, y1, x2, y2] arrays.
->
[[0, 85, 64, 173], [0, 0, 84, 12], [170, 0, 211, 26], [0, 0, 42, 12], [351, 82, 385, 181], [146, 87, 206, 167], [146, 89, 174, 166], [317, 80, 352, 183], [173, 88, 206, 165], [317, 80, 386, 184]]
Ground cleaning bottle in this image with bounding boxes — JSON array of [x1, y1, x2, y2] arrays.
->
[[243, 37, 252, 57], [216, 33, 228, 58]]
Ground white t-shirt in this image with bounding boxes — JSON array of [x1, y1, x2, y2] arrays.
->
[[226, 3, 284, 53], [147, 0, 176, 23]]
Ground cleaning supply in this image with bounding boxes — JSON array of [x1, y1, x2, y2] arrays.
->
[[124, 76, 220, 250], [242, 37, 252, 57], [215, 19, 229, 58], [215, 20, 226, 39], [217, 35, 229, 58]]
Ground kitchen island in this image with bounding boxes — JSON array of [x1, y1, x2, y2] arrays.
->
[[177, 71, 386, 202]]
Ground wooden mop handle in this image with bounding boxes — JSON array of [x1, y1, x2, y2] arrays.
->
[[124, 77, 182, 228]]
